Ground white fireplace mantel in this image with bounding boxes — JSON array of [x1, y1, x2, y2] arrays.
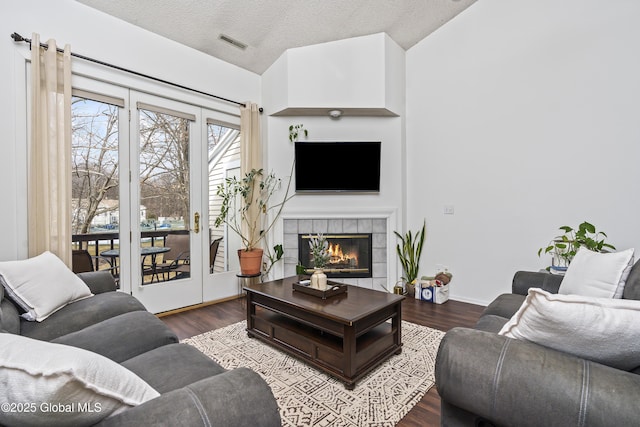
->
[[276, 206, 399, 291]]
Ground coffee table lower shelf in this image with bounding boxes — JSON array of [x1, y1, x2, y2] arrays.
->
[[246, 305, 402, 390]]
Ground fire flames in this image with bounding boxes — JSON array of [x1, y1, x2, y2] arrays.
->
[[327, 243, 358, 266]]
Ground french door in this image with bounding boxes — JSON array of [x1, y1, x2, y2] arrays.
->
[[128, 92, 203, 313], [72, 76, 215, 313], [71, 75, 247, 313]]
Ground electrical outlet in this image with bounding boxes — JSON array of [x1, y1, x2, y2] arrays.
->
[[444, 205, 455, 215]]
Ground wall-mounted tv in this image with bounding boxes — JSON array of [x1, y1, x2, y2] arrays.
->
[[295, 141, 381, 193]]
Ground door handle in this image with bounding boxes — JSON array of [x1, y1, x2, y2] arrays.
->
[[194, 212, 200, 234]]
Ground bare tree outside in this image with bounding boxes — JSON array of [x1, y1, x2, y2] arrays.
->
[[72, 99, 192, 236], [71, 96, 246, 282], [71, 97, 119, 234], [71, 97, 247, 282], [139, 109, 190, 229]]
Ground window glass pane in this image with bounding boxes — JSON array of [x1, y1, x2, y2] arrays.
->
[[139, 109, 191, 284], [71, 97, 120, 277], [207, 123, 240, 274]]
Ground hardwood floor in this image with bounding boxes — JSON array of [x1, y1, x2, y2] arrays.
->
[[161, 294, 485, 427]]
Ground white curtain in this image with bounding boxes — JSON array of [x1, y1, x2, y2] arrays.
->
[[240, 102, 262, 177], [28, 33, 73, 266], [239, 102, 263, 249]]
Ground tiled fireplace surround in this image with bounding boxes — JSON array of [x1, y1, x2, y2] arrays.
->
[[282, 216, 389, 290]]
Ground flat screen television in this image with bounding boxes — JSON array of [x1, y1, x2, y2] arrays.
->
[[295, 141, 381, 192]]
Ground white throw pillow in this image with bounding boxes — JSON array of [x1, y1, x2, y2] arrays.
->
[[558, 247, 635, 298], [0, 251, 93, 322], [0, 333, 160, 426], [499, 288, 640, 370]]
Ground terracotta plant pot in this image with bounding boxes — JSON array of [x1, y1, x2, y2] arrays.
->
[[238, 248, 264, 275]]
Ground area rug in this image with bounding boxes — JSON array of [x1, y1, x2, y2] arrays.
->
[[183, 321, 444, 427]]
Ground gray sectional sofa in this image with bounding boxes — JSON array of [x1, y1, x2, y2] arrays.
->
[[0, 270, 281, 426], [435, 261, 640, 427]]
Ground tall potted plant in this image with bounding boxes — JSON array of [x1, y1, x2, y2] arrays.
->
[[394, 221, 426, 297], [214, 168, 293, 275]]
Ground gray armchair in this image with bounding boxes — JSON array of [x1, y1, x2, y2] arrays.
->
[[435, 262, 640, 426]]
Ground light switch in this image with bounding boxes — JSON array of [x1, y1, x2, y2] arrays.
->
[[444, 205, 454, 215]]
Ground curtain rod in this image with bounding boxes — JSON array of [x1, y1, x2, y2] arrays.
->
[[11, 32, 261, 111]]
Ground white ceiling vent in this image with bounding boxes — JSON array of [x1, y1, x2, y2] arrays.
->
[[219, 34, 248, 50]]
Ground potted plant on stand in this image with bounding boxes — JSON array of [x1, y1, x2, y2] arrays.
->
[[394, 221, 426, 297], [538, 221, 616, 273], [214, 168, 293, 275]]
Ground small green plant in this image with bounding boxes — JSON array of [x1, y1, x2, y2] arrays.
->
[[538, 221, 616, 265], [394, 221, 426, 285], [262, 244, 284, 279], [308, 234, 330, 268], [289, 124, 308, 142]]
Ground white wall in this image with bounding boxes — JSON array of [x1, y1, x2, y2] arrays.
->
[[285, 33, 386, 109], [406, 0, 640, 305], [264, 33, 404, 115], [0, 0, 260, 261], [262, 35, 406, 283], [264, 114, 405, 282]]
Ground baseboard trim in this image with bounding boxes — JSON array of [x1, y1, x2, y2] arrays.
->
[[156, 294, 243, 317], [449, 295, 490, 307]]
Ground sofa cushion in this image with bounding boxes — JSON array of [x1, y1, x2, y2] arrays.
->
[[77, 271, 118, 294], [499, 288, 640, 370], [52, 311, 178, 363], [97, 369, 282, 427], [481, 293, 526, 319], [0, 298, 20, 335], [0, 251, 93, 321], [0, 280, 20, 334], [512, 270, 564, 295], [558, 247, 635, 298], [122, 343, 226, 394], [623, 259, 640, 300], [0, 333, 160, 427], [475, 314, 510, 333], [20, 291, 146, 341]]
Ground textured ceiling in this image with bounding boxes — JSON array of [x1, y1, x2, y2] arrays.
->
[[75, 0, 476, 75]]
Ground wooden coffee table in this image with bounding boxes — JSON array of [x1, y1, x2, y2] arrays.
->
[[244, 276, 404, 389]]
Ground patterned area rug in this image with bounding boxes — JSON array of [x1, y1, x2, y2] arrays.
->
[[183, 321, 444, 426]]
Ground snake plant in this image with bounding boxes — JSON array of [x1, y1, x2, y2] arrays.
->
[[394, 221, 426, 284]]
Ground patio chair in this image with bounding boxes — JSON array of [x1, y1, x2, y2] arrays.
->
[[209, 237, 223, 273], [153, 233, 190, 281], [72, 249, 120, 285], [171, 237, 223, 278]]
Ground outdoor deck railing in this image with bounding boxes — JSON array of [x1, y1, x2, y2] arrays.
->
[[71, 230, 189, 279]]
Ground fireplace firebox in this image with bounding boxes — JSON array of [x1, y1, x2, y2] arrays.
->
[[298, 234, 372, 278]]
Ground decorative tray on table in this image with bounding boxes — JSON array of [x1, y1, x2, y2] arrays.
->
[[292, 279, 348, 299]]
